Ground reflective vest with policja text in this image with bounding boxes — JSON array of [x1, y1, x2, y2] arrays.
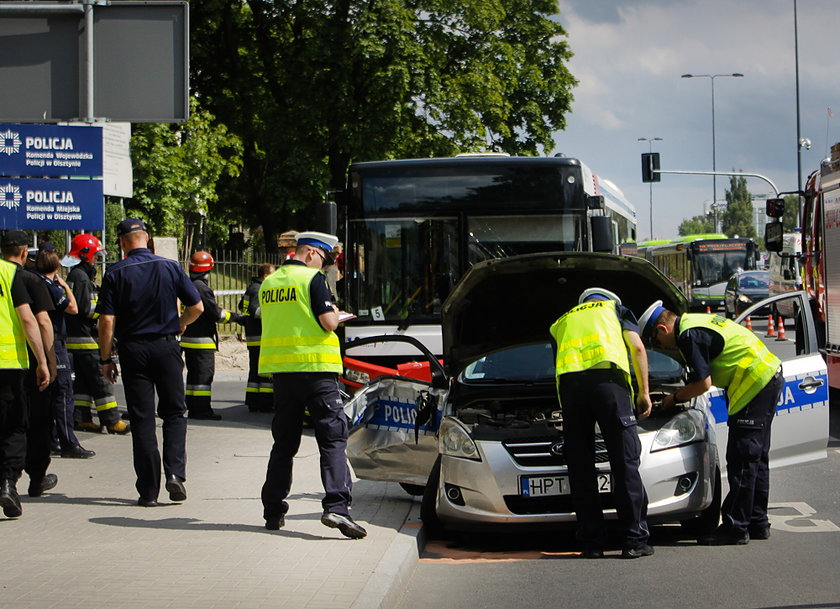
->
[[257, 264, 342, 374], [550, 299, 632, 392], [678, 313, 780, 415], [0, 260, 29, 369]]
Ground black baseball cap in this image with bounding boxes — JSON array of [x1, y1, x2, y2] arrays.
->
[[116, 218, 148, 237], [1, 229, 29, 247]]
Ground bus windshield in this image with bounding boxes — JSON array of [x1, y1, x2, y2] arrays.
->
[[691, 243, 753, 287]]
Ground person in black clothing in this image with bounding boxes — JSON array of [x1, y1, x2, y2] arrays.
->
[[240, 262, 275, 413], [1, 230, 58, 501], [0, 237, 50, 519], [182, 251, 245, 420], [97, 219, 203, 506], [34, 245, 95, 459], [62, 233, 129, 435]]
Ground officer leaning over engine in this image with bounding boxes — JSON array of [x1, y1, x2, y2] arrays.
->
[[638, 300, 783, 545], [181, 251, 246, 421], [550, 287, 653, 559]]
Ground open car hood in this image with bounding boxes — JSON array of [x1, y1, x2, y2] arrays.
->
[[441, 252, 687, 375]]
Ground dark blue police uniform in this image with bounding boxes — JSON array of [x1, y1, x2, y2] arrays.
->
[[97, 247, 200, 503]]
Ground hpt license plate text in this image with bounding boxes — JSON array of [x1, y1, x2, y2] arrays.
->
[[520, 474, 611, 497]]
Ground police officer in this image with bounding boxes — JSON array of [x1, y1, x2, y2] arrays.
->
[[96, 219, 203, 506], [259, 231, 366, 539], [549, 287, 653, 559], [34, 244, 95, 459], [240, 262, 275, 412], [0, 242, 50, 518], [638, 300, 783, 545], [182, 251, 245, 420], [1, 230, 58, 502], [61, 233, 129, 435]]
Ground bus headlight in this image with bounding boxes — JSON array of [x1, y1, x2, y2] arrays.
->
[[439, 418, 481, 461], [651, 410, 705, 452]]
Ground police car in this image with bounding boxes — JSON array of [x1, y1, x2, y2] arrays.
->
[[343, 253, 829, 535]]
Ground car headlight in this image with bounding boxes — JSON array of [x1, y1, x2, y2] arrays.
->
[[439, 418, 481, 461], [737, 294, 753, 303], [651, 410, 706, 452]]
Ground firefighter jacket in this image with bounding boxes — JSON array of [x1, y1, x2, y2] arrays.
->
[[181, 275, 244, 350], [65, 261, 99, 352], [239, 276, 263, 347]]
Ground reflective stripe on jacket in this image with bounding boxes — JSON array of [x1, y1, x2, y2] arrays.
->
[[679, 313, 781, 415], [258, 265, 341, 374], [0, 260, 28, 369]]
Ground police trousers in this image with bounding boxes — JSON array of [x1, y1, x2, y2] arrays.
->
[[0, 370, 26, 481], [52, 339, 80, 451], [557, 368, 650, 547], [25, 363, 53, 485], [722, 369, 784, 534], [262, 372, 352, 519], [119, 336, 187, 501]]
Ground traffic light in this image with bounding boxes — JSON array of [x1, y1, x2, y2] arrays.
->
[[641, 152, 661, 183]]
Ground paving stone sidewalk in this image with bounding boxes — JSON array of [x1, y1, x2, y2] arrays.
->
[[0, 379, 422, 609]]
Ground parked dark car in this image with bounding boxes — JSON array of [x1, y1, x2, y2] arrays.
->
[[724, 270, 770, 318]]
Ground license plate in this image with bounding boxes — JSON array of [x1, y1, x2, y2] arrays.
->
[[520, 473, 612, 497]]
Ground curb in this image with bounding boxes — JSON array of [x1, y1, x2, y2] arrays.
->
[[351, 502, 424, 609]]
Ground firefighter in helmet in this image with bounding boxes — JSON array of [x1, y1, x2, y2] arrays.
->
[[182, 251, 246, 420], [61, 233, 130, 434]]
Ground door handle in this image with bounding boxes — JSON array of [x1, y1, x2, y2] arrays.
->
[[798, 377, 825, 392]]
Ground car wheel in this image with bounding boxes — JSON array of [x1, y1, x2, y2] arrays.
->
[[399, 482, 426, 497], [680, 465, 721, 535], [421, 456, 445, 539]]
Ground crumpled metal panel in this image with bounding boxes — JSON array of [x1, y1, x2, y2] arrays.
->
[[344, 377, 447, 485]]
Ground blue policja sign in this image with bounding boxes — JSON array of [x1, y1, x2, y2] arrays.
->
[[0, 178, 104, 230], [0, 124, 103, 177]]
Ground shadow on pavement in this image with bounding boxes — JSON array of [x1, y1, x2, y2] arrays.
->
[[88, 515, 342, 540]]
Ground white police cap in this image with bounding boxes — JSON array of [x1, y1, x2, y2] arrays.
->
[[638, 300, 666, 344], [578, 287, 622, 305], [295, 231, 339, 252]]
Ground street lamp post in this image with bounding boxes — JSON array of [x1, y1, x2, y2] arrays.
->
[[681, 73, 744, 232], [638, 137, 662, 240]]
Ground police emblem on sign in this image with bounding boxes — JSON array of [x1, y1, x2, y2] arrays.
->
[[0, 130, 22, 156], [0, 183, 22, 210]]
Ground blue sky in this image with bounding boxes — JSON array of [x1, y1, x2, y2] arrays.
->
[[551, 0, 840, 241]]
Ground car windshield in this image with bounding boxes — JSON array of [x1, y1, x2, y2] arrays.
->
[[462, 342, 684, 384], [739, 272, 769, 289]]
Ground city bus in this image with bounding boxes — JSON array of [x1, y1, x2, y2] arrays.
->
[[641, 234, 758, 311], [337, 154, 637, 384]]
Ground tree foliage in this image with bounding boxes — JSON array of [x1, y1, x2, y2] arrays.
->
[[128, 99, 243, 243], [189, 0, 576, 250], [721, 174, 756, 239], [783, 194, 799, 231], [678, 214, 715, 236]]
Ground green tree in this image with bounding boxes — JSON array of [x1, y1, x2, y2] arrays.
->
[[190, 0, 576, 250], [678, 214, 715, 236], [721, 174, 756, 239], [128, 98, 243, 245]]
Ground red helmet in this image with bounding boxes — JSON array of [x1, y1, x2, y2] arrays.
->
[[189, 251, 214, 273], [68, 233, 104, 263]]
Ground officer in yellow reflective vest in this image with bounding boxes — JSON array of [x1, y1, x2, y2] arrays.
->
[[258, 231, 366, 539], [0, 251, 50, 518], [550, 288, 653, 559], [638, 301, 783, 545]]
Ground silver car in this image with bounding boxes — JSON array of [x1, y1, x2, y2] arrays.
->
[[343, 253, 829, 535]]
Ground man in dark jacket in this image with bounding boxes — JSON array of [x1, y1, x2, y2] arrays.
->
[[182, 251, 245, 420], [240, 262, 275, 412], [62, 233, 129, 434]]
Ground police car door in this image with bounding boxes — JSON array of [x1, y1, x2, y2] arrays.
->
[[728, 291, 830, 467], [342, 336, 448, 488]]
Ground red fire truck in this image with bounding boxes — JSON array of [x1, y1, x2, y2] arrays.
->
[[799, 144, 840, 390]]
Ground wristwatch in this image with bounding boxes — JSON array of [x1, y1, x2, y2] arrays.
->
[[100, 357, 114, 365]]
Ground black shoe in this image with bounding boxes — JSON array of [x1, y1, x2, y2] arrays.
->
[[137, 497, 159, 507], [580, 546, 604, 559], [321, 512, 367, 539], [28, 473, 58, 498], [188, 411, 222, 421], [748, 525, 771, 540], [622, 543, 655, 559], [165, 474, 187, 502], [50, 446, 62, 457], [0, 480, 22, 518], [61, 445, 96, 459], [265, 516, 285, 530], [698, 527, 749, 546]]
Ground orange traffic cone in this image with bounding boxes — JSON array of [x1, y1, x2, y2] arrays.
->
[[745, 316, 753, 331], [765, 315, 775, 338], [706, 306, 711, 314], [776, 316, 787, 341]]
